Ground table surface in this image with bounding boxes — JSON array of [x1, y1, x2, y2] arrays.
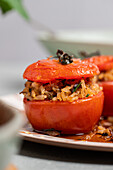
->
[[1, 61, 113, 170]]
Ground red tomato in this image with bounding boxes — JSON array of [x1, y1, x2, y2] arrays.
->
[[99, 81, 113, 116], [83, 56, 113, 71], [23, 59, 99, 83], [84, 55, 113, 116], [24, 91, 104, 134]]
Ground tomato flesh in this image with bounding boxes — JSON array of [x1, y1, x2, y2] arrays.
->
[[100, 81, 113, 116], [24, 91, 104, 134]]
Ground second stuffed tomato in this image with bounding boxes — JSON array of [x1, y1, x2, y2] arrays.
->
[[22, 50, 104, 134], [84, 55, 113, 116]]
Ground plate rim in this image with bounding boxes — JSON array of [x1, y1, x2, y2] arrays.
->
[[19, 130, 113, 152], [1, 93, 113, 152]]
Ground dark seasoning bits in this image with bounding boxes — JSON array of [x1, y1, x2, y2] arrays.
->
[[52, 49, 74, 65], [71, 82, 81, 93]]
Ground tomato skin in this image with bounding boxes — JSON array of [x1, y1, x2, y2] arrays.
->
[[23, 59, 99, 83], [24, 91, 104, 134], [99, 81, 113, 116], [83, 56, 113, 71], [99, 61, 113, 71]]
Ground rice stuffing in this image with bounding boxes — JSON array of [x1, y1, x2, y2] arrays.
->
[[21, 76, 102, 102], [97, 68, 113, 81]]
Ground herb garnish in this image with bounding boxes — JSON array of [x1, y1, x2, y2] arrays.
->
[[51, 49, 101, 63], [79, 50, 101, 59], [72, 82, 81, 93], [52, 49, 75, 65], [86, 94, 90, 97]]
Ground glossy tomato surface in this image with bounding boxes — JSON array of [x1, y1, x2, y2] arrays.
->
[[24, 91, 104, 134], [83, 55, 113, 71], [100, 81, 113, 116], [23, 59, 99, 83]]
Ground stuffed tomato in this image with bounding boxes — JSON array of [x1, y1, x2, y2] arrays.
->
[[84, 55, 113, 116], [21, 50, 104, 134]]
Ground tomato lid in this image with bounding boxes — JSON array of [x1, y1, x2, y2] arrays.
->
[[83, 56, 113, 71], [23, 58, 99, 83]]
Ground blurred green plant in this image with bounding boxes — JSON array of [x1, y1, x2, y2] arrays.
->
[[0, 0, 29, 20]]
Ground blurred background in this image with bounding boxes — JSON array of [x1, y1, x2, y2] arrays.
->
[[1, 0, 113, 96]]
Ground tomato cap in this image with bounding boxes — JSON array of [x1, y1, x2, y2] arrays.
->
[[83, 56, 113, 71], [23, 59, 100, 83]]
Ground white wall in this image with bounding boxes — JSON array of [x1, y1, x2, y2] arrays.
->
[[0, 0, 113, 63]]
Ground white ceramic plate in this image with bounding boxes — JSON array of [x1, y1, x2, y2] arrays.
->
[[1, 94, 113, 152]]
